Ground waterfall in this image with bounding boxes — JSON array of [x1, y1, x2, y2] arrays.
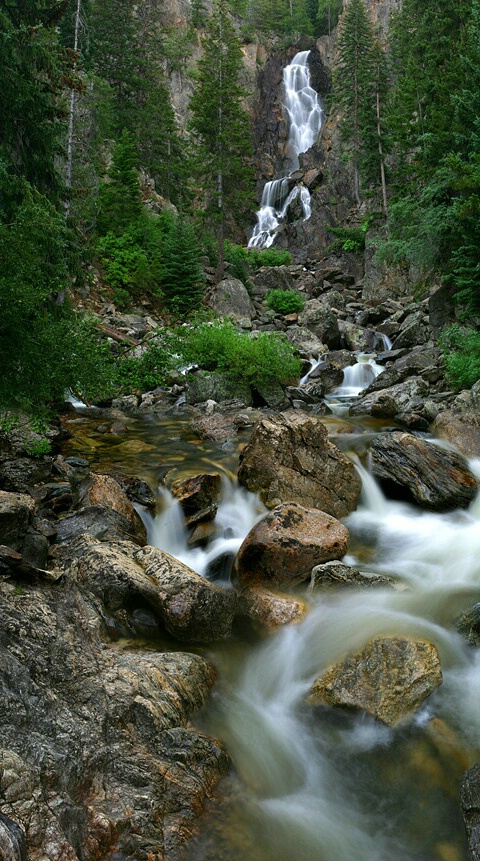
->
[[249, 50, 323, 249]]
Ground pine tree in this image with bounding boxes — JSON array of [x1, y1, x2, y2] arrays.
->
[[161, 218, 205, 315], [189, 0, 254, 280], [96, 130, 142, 235], [334, 0, 380, 206]]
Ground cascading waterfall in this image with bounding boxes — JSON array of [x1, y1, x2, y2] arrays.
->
[[248, 50, 322, 249]]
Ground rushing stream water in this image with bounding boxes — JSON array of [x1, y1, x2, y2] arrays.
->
[[62, 393, 480, 861]]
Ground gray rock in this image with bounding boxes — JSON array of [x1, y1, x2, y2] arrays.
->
[[349, 376, 430, 420], [0, 491, 35, 550], [238, 410, 362, 518], [298, 299, 341, 348], [185, 370, 252, 407], [310, 561, 394, 590], [370, 431, 478, 511], [211, 276, 255, 320], [461, 762, 480, 861]]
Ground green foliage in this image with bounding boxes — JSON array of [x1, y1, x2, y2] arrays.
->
[[245, 0, 312, 39], [439, 325, 480, 390], [175, 319, 301, 388], [316, 0, 343, 36], [161, 218, 205, 315], [188, 0, 255, 266], [97, 130, 142, 236], [97, 230, 151, 300], [327, 225, 367, 253], [112, 340, 178, 393], [223, 242, 292, 277], [265, 289, 305, 314]]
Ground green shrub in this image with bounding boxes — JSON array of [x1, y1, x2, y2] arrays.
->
[[248, 247, 292, 268], [112, 340, 178, 393], [175, 318, 301, 388], [439, 325, 480, 390], [223, 242, 293, 282], [265, 288, 305, 315], [327, 225, 367, 253]]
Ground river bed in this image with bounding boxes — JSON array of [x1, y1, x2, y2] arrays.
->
[[61, 405, 480, 861]]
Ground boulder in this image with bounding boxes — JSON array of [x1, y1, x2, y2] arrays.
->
[[56, 504, 147, 545], [349, 376, 430, 425], [0, 491, 35, 550], [363, 346, 444, 393], [251, 266, 295, 298], [298, 299, 341, 348], [456, 603, 480, 646], [310, 561, 394, 590], [77, 472, 146, 535], [169, 472, 222, 526], [211, 276, 255, 320], [0, 577, 227, 861], [235, 585, 308, 631], [234, 502, 349, 587], [238, 411, 361, 518], [284, 324, 326, 356], [55, 536, 236, 644], [461, 762, 480, 861], [309, 636, 442, 725], [185, 370, 252, 407], [370, 431, 478, 511]]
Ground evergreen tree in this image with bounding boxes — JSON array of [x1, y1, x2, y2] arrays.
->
[[161, 218, 205, 315], [334, 0, 383, 205], [316, 0, 342, 36], [96, 130, 142, 235], [189, 0, 254, 279]]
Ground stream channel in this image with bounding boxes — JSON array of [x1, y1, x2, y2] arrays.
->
[[62, 371, 480, 861]]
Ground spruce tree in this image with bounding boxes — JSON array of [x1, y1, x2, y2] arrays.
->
[[189, 0, 254, 279], [96, 130, 142, 236], [334, 0, 380, 206], [161, 218, 205, 315]]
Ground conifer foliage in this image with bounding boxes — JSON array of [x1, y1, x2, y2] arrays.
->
[[334, 0, 387, 206], [189, 0, 254, 279]]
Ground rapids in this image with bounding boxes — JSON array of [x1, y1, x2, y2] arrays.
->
[[62, 408, 480, 861]]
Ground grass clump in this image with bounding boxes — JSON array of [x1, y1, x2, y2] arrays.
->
[[265, 288, 305, 315]]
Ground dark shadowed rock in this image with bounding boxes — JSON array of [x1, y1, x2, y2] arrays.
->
[[169, 472, 222, 526], [349, 376, 430, 421], [56, 504, 147, 545], [0, 491, 35, 550], [370, 431, 478, 510], [309, 636, 442, 725], [186, 370, 252, 407], [234, 502, 349, 587], [238, 411, 361, 517], [461, 762, 480, 861], [298, 299, 341, 348]]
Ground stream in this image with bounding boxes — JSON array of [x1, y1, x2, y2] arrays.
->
[[62, 388, 480, 861]]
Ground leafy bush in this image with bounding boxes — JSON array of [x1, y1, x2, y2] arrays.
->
[[439, 325, 480, 390], [174, 318, 301, 388], [112, 340, 178, 393], [248, 247, 292, 268], [327, 225, 367, 253], [265, 288, 305, 315], [223, 242, 293, 281]]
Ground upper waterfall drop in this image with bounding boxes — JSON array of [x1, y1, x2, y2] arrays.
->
[[249, 50, 323, 249]]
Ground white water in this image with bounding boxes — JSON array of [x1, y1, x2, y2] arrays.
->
[[325, 352, 384, 416], [249, 50, 322, 249]]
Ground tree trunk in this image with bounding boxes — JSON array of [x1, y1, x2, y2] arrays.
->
[[65, 0, 82, 217], [376, 82, 388, 215]]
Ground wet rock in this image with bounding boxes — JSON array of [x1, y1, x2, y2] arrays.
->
[[456, 603, 480, 646], [137, 545, 237, 643], [56, 504, 147, 546], [349, 376, 430, 422], [298, 299, 341, 348], [234, 502, 349, 587], [170, 472, 222, 526], [77, 472, 146, 535], [461, 762, 480, 861], [0, 456, 54, 493], [309, 636, 442, 725], [113, 474, 157, 512], [370, 431, 478, 511], [310, 561, 394, 590], [362, 346, 444, 392], [253, 377, 290, 409], [433, 382, 480, 457], [0, 812, 27, 861], [238, 411, 361, 518], [0, 491, 35, 550], [0, 578, 226, 861], [211, 276, 255, 320], [235, 585, 308, 631]]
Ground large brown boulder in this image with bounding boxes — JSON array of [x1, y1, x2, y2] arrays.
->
[[235, 585, 308, 631], [234, 502, 349, 587], [370, 431, 478, 511], [309, 636, 442, 726], [169, 472, 222, 526], [238, 411, 361, 518]]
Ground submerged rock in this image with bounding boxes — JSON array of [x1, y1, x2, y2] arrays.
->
[[238, 410, 361, 518], [309, 636, 442, 725], [370, 431, 478, 511], [236, 585, 308, 631], [234, 501, 349, 587], [310, 560, 394, 590]]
